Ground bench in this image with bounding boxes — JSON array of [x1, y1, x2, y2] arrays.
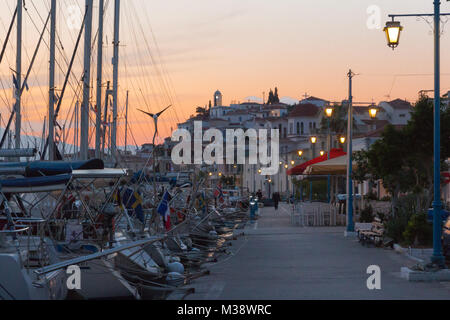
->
[[357, 218, 387, 247]]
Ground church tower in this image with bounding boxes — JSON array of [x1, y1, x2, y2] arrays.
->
[[214, 90, 223, 107]]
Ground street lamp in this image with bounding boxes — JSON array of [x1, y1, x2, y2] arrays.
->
[[291, 160, 295, 166], [298, 150, 303, 157], [310, 136, 317, 144], [340, 136, 346, 144], [284, 164, 288, 169], [325, 107, 334, 203], [383, 20, 403, 50], [383, 2, 450, 268], [320, 151, 325, 157], [369, 106, 378, 119]]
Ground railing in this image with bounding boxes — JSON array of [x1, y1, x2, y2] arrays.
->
[[291, 202, 345, 227]]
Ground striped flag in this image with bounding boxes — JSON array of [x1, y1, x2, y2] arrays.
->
[[157, 191, 172, 231]]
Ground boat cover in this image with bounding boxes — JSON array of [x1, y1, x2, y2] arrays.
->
[[0, 159, 104, 177]]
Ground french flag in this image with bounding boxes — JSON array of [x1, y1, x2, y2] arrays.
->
[[157, 191, 172, 231]]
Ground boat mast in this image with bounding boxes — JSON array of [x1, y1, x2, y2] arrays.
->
[[95, 0, 104, 159], [14, 0, 22, 151], [80, 0, 93, 160], [49, 0, 56, 161], [124, 90, 129, 154], [111, 0, 121, 159]]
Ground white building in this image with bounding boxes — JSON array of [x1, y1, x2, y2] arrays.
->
[[378, 99, 413, 125]]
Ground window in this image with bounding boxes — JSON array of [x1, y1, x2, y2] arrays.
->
[[296, 122, 300, 134], [301, 122, 304, 135], [283, 127, 287, 138], [289, 123, 293, 134], [399, 114, 406, 118]]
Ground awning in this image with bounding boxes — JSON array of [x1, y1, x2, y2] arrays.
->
[[444, 172, 450, 185], [304, 155, 356, 175], [0, 174, 71, 193], [287, 148, 346, 176]]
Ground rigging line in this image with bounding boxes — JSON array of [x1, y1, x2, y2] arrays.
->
[[141, 6, 182, 124], [25, 3, 83, 103], [122, 56, 150, 143], [124, 11, 171, 138], [0, 5, 17, 66], [0, 10, 51, 149], [129, 3, 182, 127]]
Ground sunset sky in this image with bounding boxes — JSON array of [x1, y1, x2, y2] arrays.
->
[[0, 0, 449, 148]]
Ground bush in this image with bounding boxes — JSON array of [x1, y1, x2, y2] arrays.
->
[[360, 205, 374, 223], [385, 209, 411, 243], [365, 191, 378, 201], [403, 213, 433, 246], [385, 194, 430, 245]]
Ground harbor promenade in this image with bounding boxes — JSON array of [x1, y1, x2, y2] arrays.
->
[[184, 203, 450, 300]]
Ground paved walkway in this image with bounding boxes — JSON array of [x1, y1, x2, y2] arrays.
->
[[185, 203, 450, 300]]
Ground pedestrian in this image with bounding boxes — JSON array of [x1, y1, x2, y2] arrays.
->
[[256, 189, 263, 202], [273, 192, 280, 210]]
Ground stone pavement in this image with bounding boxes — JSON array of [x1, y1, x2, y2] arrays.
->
[[184, 203, 450, 300]]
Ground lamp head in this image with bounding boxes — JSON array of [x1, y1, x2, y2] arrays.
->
[[384, 20, 403, 50], [369, 106, 378, 119], [310, 136, 317, 144], [325, 107, 334, 118]]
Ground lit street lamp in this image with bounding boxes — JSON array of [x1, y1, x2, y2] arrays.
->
[[298, 150, 303, 157], [340, 136, 346, 144], [325, 107, 334, 203], [369, 106, 378, 119], [383, 1, 449, 268], [320, 151, 325, 157], [383, 20, 403, 49]]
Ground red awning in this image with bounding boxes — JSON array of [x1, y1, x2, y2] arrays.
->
[[287, 148, 347, 176], [444, 172, 450, 185]]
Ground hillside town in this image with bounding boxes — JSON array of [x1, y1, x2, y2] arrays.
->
[[141, 89, 450, 211]]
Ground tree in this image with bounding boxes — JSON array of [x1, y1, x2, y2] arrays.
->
[[353, 95, 450, 214], [195, 106, 210, 119], [267, 87, 280, 105]]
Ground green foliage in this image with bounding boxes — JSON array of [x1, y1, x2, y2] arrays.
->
[[267, 87, 280, 105], [385, 207, 413, 243], [352, 96, 450, 213], [385, 194, 428, 244], [403, 213, 433, 246], [360, 205, 374, 223]]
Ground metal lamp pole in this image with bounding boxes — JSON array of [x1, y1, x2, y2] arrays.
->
[[384, 0, 449, 267], [346, 70, 355, 234]]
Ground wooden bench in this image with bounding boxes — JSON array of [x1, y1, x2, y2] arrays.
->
[[358, 218, 386, 247]]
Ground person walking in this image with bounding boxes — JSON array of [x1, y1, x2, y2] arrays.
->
[[256, 190, 263, 203], [273, 192, 280, 211]]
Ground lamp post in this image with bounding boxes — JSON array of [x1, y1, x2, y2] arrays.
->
[[310, 136, 317, 202], [383, 0, 449, 267], [346, 69, 355, 235], [325, 107, 334, 203]]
